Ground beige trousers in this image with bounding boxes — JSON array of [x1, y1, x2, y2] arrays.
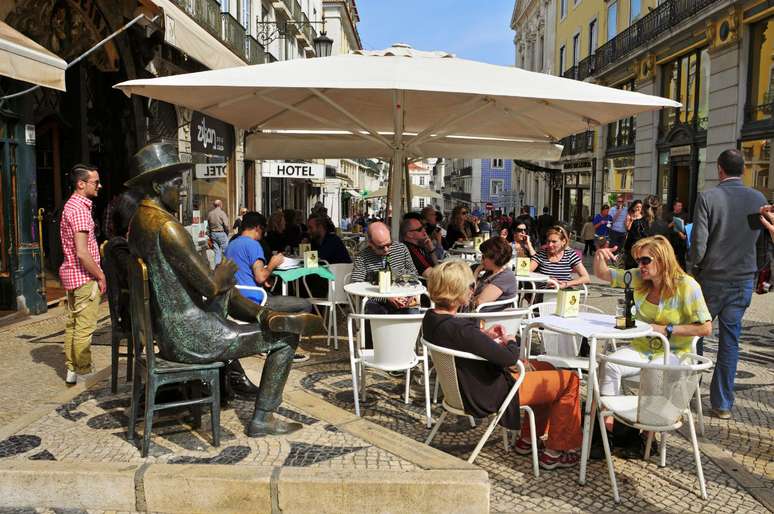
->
[[64, 280, 101, 374]]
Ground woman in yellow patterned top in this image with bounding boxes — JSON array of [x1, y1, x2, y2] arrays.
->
[[593, 235, 712, 396]]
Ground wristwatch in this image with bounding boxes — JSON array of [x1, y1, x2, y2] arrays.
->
[[665, 323, 674, 339]]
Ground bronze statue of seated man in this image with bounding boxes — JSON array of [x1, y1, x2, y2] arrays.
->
[[126, 142, 321, 436]]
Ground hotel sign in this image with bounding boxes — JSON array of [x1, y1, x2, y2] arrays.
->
[[263, 162, 325, 180]]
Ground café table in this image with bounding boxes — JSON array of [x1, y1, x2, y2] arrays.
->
[[272, 263, 335, 296], [343, 281, 427, 310], [524, 312, 651, 484]]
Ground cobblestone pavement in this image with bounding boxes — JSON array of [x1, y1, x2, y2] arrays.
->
[[0, 283, 772, 513]]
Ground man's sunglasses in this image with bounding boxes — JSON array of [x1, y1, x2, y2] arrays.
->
[[514, 228, 526, 233], [408, 226, 426, 233], [636, 256, 653, 266]]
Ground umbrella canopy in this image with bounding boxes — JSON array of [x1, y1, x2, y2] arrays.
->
[[115, 43, 679, 235], [365, 183, 441, 200], [0, 21, 67, 91]]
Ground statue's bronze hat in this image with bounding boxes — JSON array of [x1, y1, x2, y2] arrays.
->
[[125, 142, 190, 188]]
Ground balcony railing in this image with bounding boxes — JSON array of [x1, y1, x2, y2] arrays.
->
[[221, 13, 246, 59], [573, 0, 718, 81], [561, 131, 594, 156], [172, 0, 221, 38], [562, 66, 578, 80], [245, 36, 264, 65]]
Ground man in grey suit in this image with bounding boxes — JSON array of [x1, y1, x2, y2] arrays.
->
[[690, 149, 767, 419]]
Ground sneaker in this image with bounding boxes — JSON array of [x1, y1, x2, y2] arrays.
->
[[539, 450, 579, 470], [293, 353, 309, 363], [65, 370, 77, 385], [711, 408, 731, 420], [513, 438, 539, 456]]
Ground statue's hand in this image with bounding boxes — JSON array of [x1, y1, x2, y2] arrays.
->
[[213, 259, 238, 293]]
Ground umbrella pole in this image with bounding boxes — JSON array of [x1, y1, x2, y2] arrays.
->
[[389, 149, 405, 238], [404, 156, 412, 214]]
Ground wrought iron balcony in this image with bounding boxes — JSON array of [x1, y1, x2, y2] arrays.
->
[[562, 66, 578, 80], [456, 166, 473, 176], [560, 131, 594, 156], [171, 0, 221, 39], [245, 36, 264, 65], [221, 13, 246, 59], [573, 0, 718, 81]]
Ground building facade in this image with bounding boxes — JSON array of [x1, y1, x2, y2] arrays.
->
[[0, 0, 337, 312], [553, 0, 774, 234], [511, 0, 558, 219]]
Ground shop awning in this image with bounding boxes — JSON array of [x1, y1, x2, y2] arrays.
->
[[365, 184, 441, 200], [0, 21, 67, 91], [149, 0, 246, 70], [513, 159, 561, 174]]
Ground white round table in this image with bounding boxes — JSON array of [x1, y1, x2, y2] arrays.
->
[[344, 281, 427, 300], [525, 312, 651, 485], [515, 271, 553, 283]]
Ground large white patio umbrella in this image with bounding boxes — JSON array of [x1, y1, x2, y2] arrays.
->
[[115, 43, 679, 236]]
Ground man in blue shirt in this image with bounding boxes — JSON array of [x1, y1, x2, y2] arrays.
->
[[592, 204, 613, 244], [608, 196, 628, 248], [226, 212, 315, 363]]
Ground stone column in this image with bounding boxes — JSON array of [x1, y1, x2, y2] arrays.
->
[[634, 78, 658, 198], [704, 42, 742, 190]]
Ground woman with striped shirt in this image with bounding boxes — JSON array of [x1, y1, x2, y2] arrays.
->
[[530, 226, 590, 289]]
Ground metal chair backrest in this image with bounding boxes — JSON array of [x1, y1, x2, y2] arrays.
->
[[600, 353, 712, 427], [422, 338, 481, 412], [366, 313, 424, 368], [457, 308, 530, 337], [128, 257, 155, 371], [475, 296, 519, 312], [329, 263, 354, 304]]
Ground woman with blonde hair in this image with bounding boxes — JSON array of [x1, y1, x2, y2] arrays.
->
[[593, 235, 712, 396], [423, 260, 582, 470], [530, 226, 590, 289]]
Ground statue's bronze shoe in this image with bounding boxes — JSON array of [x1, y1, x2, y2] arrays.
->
[[264, 311, 325, 337], [247, 412, 303, 437]]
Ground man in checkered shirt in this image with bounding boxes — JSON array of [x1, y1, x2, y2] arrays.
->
[[59, 164, 106, 385]]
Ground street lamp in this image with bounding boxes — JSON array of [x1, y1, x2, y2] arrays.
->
[[313, 31, 333, 57], [518, 190, 525, 210]]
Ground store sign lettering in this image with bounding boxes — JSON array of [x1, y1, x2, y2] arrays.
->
[[263, 162, 325, 180], [190, 111, 234, 157], [195, 163, 228, 179]]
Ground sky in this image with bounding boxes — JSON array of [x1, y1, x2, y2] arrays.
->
[[355, 0, 516, 66]]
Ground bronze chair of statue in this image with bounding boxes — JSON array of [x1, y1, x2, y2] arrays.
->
[[100, 240, 133, 394], [127, 256, 222, 457]]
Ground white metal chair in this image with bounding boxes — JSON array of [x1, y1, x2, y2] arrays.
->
[[594, 349, 713, 502], [524, 300, 602, 378], [302, 262, 353, 349], [619, 336, 707, 436], [234, 285, 268, 306], [422, 339, 538, 476], [474, 296, 519, 312], [346, 313, 429, 423], [432, 308, 531, 405], [513, 276, 560, 307]]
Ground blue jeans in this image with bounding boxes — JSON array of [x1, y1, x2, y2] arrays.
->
[[699, 278, 754, 411], [210, 231, 229, 265]]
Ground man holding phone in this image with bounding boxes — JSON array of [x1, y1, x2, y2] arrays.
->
[[690, 149, 767, 420]]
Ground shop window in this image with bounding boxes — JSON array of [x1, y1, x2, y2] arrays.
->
[[741, 139, 773, 200], [660, 48, 709, 134], [746, 17, 774, 123]]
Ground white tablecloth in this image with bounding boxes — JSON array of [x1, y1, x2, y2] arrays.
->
[[528, 312, 651, 339], [344, 281, 427, 299]]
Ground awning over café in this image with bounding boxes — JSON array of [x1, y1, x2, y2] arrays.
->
[[148, 0, 246, 70], [0, 20, 67, 91]]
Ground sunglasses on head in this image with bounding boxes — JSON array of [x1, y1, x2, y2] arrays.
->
[[636, 256, 653, 266]]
